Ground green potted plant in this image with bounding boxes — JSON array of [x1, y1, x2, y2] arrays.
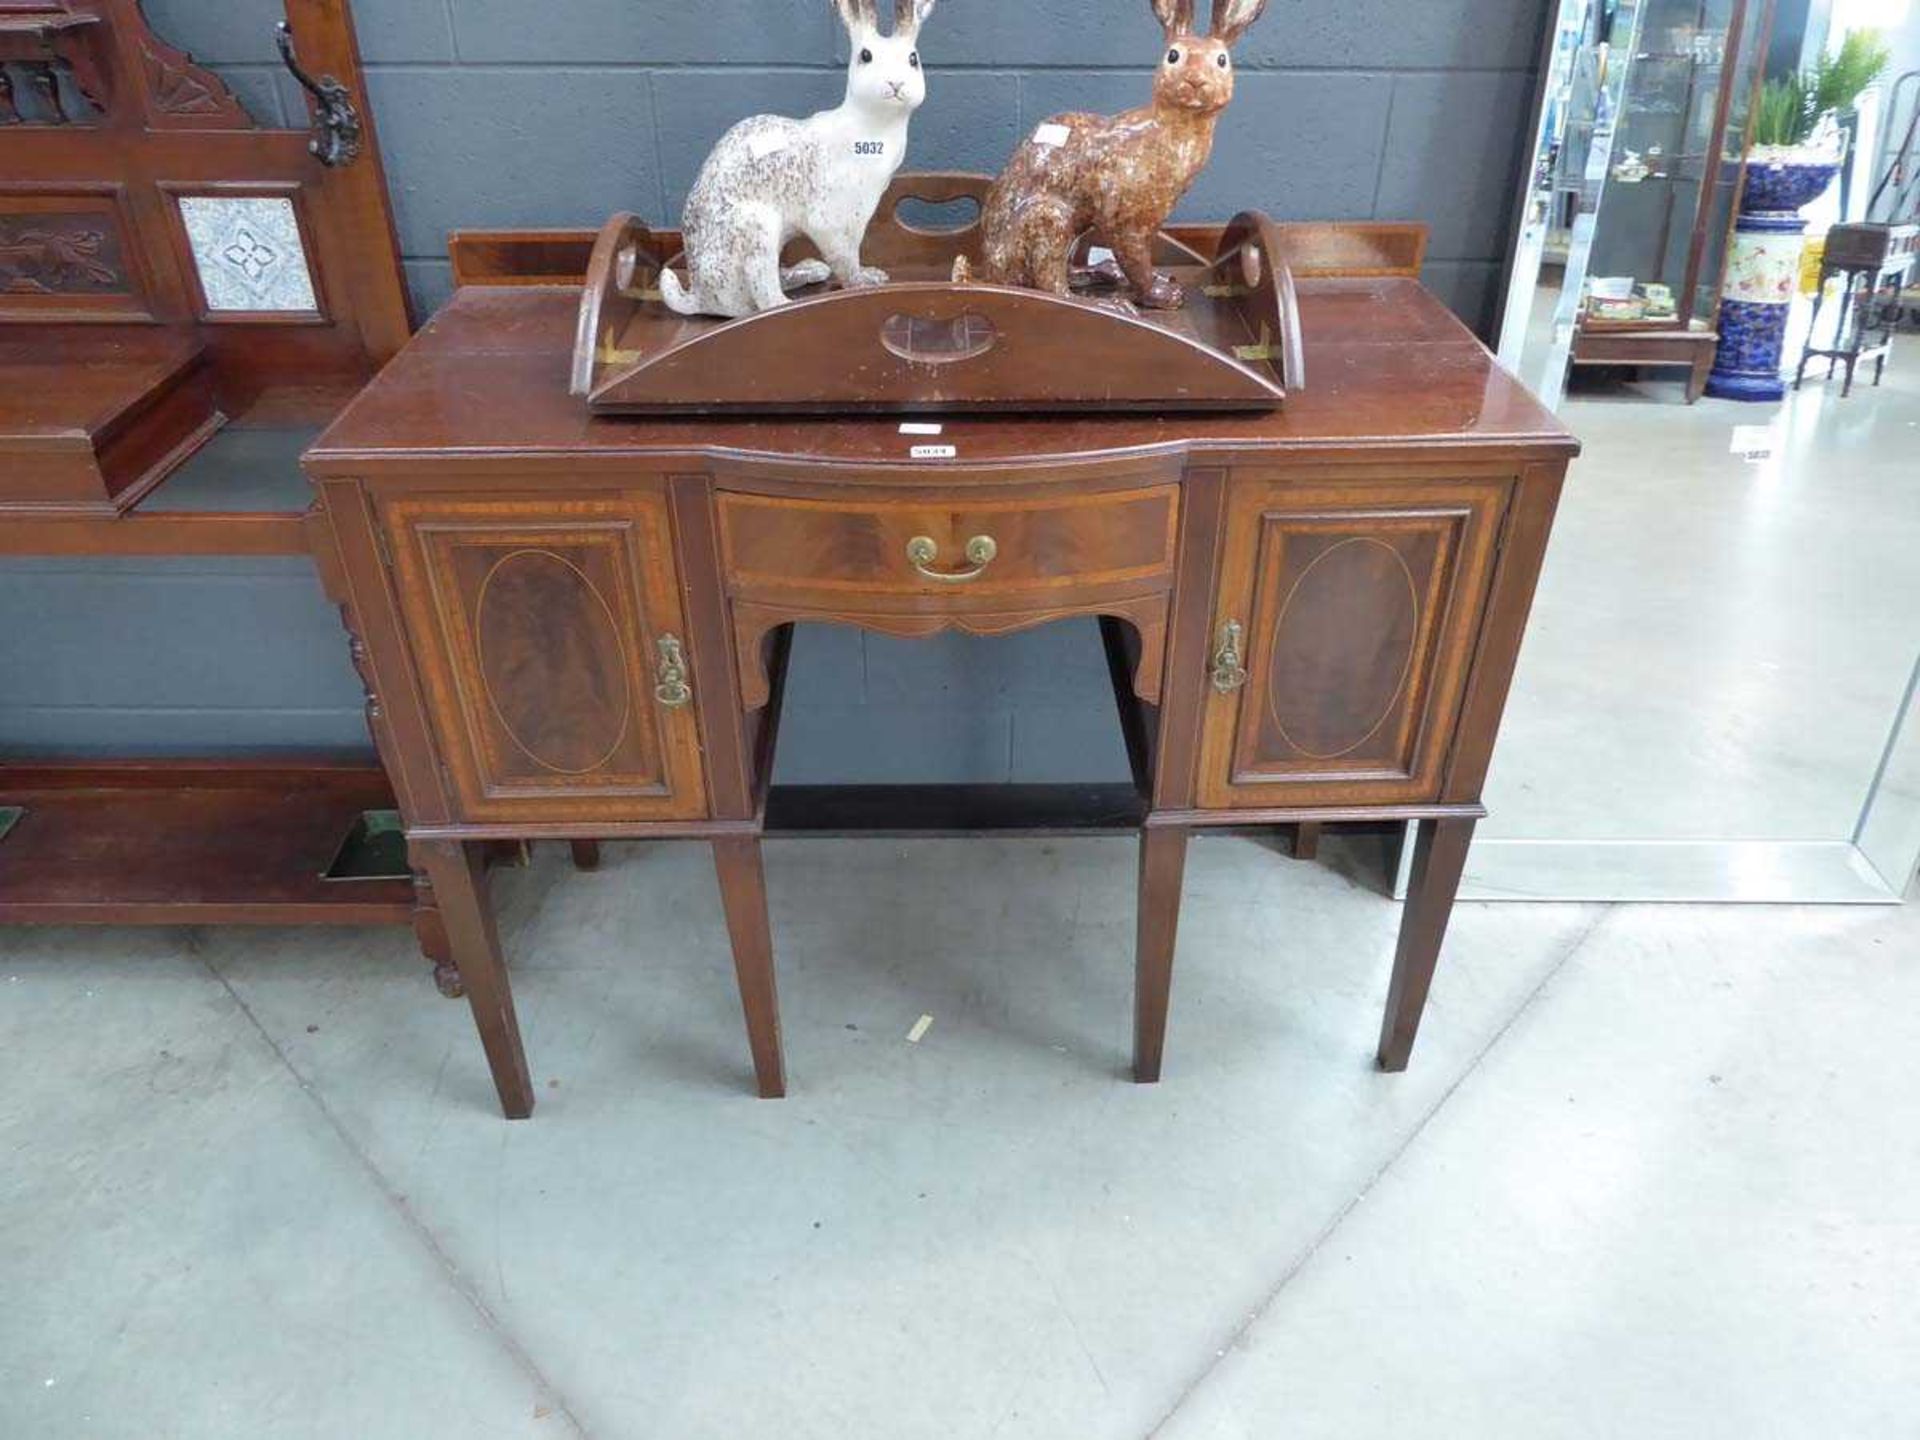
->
[[1705, 29, 1891, 400], [1747, 30, 1893, 205]]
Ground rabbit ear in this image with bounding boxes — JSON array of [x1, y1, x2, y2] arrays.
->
[[893, 0, 934, 37], [833, 0, 878, 34], [1151, 0, 1195, 39], [1210, 0, 1268, 44]]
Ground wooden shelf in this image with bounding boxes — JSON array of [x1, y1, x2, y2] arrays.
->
[[0, 422, 320, 556], [1578, 315, 1701, 335], [0, 334, 222, 515], [0, 761, 412, 925]]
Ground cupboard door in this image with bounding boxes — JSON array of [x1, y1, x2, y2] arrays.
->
[[1197, 474, 1509, 809], [381, 491, 706, 823]]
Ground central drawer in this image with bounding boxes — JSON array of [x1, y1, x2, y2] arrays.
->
[[716, 484, 1182, 603]]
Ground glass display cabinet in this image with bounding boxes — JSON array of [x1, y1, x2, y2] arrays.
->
[[1497, 0, 1647, 411], [1570, 0, 1773, 401]]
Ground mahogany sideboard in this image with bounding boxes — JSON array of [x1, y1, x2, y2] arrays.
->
[[303, 275, 1579, 1119]]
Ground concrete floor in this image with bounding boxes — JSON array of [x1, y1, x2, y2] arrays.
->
[[4, 833, 1916, 1438]]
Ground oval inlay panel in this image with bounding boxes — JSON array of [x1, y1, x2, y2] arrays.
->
[[1267, 537, 1419, 760], [476, 549, 632, 776]]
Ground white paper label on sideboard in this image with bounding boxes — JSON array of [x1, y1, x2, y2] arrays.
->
[[1729, 424, 1776, 462], [911, 444, 958, 460], [899, 422, 944, 435], [1033, 123, 1071, 148]]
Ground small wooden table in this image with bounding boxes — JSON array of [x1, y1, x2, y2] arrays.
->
[[1794, 222, 1917, 397], [304, 275, 1577, 1118], [1572, 319, 1719, 403]]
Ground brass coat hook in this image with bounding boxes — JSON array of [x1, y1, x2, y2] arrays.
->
[[275, 21, 361, 168]]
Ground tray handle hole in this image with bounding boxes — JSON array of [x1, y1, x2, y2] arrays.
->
[[880, 311, 998, 365], [892, 194, 983, 235]]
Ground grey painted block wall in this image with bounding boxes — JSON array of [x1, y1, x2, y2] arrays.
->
[[1, 0, 1544, 781]]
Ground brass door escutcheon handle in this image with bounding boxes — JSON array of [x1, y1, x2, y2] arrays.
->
[[654, 634, 692, 708], [906, 533, 998, 583], [1211, 619, 1249, 693]]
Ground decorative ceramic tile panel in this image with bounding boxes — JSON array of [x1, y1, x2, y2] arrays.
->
[[177, 195, 317, 313]]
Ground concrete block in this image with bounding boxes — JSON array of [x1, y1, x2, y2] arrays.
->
[[1236, 0, 1546, 72], [772, 702, 1014, 783], [451, 0, 836, 66], [136, 0, 287, 64], [0, 559, 364, 713], [879, 0, 1167, 70], [1015, 69, 1150, 136], [364, 68, 667, 256], [351, 0, 458, 63], [1423, 258, 1505, 338], [901, 71, 1024, 180], [859, 624, 1112, 708], [1375, 70, 1533, 260], [928, 0, 1544, 72], [1009, 705, 1132, 783], [402, 258, 456, 318], [211, 62, 285, 127], [0, 706, 373, 758], [780, 623, 869, 709], [1016, 71, 1392, 223], [861, 629, 1005, 706], [1184, 72, 1393, 222], [141, 0, 455, 65]]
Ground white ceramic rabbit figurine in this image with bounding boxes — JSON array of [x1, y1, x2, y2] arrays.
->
[[659, 0, 937, 319]]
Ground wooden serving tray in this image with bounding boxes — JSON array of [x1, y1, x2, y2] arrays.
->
[[571, 173, 1303, 415]]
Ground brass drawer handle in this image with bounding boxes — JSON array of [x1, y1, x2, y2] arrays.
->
[[906, 533, 998, 583], [1211, 620, 1249, 694], [654, 634, 692, 709]]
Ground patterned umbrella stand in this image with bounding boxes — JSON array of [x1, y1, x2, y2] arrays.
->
[[1704, 150, 1841, 402]]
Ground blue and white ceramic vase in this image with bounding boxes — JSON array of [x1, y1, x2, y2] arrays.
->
[[1703, 145, 1841, 401]]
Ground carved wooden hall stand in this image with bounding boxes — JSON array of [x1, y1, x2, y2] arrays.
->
[[306, 220, 1578, 1119], [0, 1, 432, 935]]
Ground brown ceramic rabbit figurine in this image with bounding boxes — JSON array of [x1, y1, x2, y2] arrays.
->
[[977, 0, 1268, 308]]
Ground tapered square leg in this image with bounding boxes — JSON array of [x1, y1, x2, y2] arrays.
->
[[411, 838, 535, 1119], [568, 839, 602, 871], [1377, 816, 1477, 1072], [1133, 824, 1190, 1083], [712, 837, 786, 1098]]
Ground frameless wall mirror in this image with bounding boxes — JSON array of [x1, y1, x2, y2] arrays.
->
[[1466, 0, 1920, 905]]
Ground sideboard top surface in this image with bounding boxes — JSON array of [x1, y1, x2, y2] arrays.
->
[[307, 278, 1577, 473]]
